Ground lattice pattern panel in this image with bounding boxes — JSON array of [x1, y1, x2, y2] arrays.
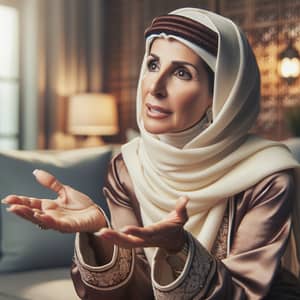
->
[[220, 0, 300, 140]]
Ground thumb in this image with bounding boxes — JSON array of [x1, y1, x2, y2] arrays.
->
[[32, 169, 65, 200], [175, 196, 189, 224]]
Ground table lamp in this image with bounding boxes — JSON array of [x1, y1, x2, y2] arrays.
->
[[67, 93, 118, 147]]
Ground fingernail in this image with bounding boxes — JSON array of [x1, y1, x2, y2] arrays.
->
[[1, 199, 7, 204], [99, 228, 108, 235], [99, 228, 111, 237], [32, 169, 39, 176], [98, 232, 109, 239]]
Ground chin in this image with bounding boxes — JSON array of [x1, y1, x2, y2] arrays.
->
[[143, 120, 170, 134], [142, 113, 169, 134], [144, 125, 168, 134]]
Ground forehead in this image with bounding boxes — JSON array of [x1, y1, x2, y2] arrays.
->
[[149, 37, 203, 65]]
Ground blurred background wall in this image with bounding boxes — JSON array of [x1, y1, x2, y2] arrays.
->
[[1, 0, 300, 150]]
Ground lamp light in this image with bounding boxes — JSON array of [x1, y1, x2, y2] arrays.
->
[[278, 40, 300, 84], [68, 93, 118, 147]]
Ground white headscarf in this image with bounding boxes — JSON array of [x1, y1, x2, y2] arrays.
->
[[121, 8, 299, 270]]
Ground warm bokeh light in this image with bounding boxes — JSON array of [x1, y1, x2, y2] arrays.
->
[[279, 57, 300, 79]]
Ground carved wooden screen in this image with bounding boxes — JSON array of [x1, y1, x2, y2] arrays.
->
[[220, 0, 300, 140]]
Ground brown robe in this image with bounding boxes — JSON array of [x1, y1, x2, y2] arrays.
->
[[71, 153, 300, 299]]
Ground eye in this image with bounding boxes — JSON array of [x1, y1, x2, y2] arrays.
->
[[174, 67, 192, 80], [147, 59, 159, 72]]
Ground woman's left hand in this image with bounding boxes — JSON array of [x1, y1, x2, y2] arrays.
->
[[99, 196, 189, 253]]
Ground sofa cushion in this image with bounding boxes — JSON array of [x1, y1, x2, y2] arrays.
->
[[0, 267, 79, 300], [0, 147, 112, 272]]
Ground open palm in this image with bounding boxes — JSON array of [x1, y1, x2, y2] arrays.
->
[[2, 169, 106, 233], [99, 196, 189, 253]]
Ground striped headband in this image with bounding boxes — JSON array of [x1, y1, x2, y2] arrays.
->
[[144, 14, 218, 56]]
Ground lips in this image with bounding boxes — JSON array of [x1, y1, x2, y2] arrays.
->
[[145, 103, 172, 118]]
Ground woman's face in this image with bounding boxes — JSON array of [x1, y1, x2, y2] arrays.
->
[[141, 38, 213, 134]]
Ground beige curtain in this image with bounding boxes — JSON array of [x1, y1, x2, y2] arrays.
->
[[37, 0, 104, 149]]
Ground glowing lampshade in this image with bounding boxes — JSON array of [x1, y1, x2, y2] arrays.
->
[[68, 93, 118, 145]]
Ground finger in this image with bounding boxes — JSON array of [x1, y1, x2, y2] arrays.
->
[[2, 195, 42, 209], [13, 210, 38, 224], [99, 228, 147, 248], [7, 204, 41, 224], [7, 204, 36, 214], [41, 200, 58, 210], [32, 169, 66, 202], [175, 196, 189, 223], [121, 225, 154, 240]]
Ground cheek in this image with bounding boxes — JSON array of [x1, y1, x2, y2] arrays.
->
[[172, 88, 212, 125], [172, 90, 202, 113]]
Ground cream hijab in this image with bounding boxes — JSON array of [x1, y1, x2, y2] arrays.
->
[[121, 8, 299, 271]]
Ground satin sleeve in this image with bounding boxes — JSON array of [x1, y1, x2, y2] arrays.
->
[[71, 154, 154, 300], [221, 172, 294, 299], [152, 172, 294, 300]]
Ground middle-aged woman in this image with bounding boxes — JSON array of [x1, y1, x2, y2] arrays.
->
[[2, 7, 300, 300]]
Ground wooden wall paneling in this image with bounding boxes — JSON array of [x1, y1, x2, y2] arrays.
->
[[219, 0, 252, 27], [250, 1, 281, 138], [102, 0, 122, 142]]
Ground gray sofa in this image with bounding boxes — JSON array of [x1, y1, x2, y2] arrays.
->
[[0, 139, 299, 300], [0, 147, 115, 300]]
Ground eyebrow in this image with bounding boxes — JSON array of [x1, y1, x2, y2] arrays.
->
[[149, 53, 200, 73]]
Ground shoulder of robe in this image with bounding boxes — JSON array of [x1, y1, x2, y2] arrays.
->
[[103, 153, 138, 209], [237, 171, 294, 211]]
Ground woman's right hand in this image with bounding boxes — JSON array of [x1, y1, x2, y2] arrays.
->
[[1, 169, 107, 233]]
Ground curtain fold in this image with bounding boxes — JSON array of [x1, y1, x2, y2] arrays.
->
[[37, 0, 104, 149]]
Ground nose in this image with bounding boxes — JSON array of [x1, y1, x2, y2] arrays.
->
[[149, 72, 168, 99]]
